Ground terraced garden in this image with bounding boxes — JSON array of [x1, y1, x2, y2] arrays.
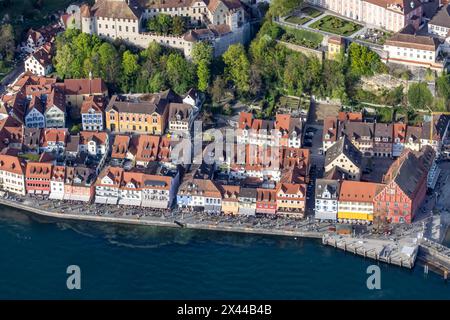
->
[[310, 15, 363, 36]]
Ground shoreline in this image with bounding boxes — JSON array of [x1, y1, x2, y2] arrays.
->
[[0, 198, 324, 239], [3, 197, 450, 277]]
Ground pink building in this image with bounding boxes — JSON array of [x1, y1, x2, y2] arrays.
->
[[307, 0, 422, 32]]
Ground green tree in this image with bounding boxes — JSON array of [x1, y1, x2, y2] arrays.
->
[[166, 53, 195, 94], [210, 76, 226, 103], [408, 82, 433, 110], [55, 44, 75, 78], [172, 16, 186, 36], [98, 42, 122, 83], [197, 60, 210, 92], [0, 24, 15, 61], [268, 0, 303, 18], [149, 72, 167, 92], [192, 42, 213, 65], [121, 50, 140, 92], [348, 42, 385, 77], [159, 15, 172, 34], [223, 44, 251, 95]]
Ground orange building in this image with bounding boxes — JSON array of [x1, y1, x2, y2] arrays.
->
[[105, 90, 179, 135]]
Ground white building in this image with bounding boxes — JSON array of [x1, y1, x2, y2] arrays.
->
[[25, 96, 46, 128], [24, 47, 53, 76], [66, 0, 249, 58], [79, 131, 109, 157], [23, 29, 45, 53], [81, 96, 105, 131], [324, 136, 362, 181], [0, 155, 26, 195], [306, 0, 422, 32], [95, 166, 123, 204], [429, 4, 450, 38], [44, 89, 66, 128], [49, 166, 66, 200], [315, 179, 340, 221], [383, 25, 444, 72], [41, 128, 68, 154]]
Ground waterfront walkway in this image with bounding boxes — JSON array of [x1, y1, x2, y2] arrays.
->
[[0, 197, 325, 239]]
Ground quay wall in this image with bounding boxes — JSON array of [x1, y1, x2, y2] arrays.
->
[[0, 198, 323, 239]]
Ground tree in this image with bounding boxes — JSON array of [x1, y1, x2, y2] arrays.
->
[[149, 72, 167, 92], [166, 53, 195, 94], [121, 50, 140, 92], [268, 0, 303, 18], [348, 42, 385, 77], [436, 73, 450, 100], [172, 16, 186, 36], [223, 44, 251, 95], [0, 24, 15, 61], [210, 76, 226, 103], [192, 42, 213, 66], [197, 60, 210, 92], [408, 82, 433, 110], [55, 44, 75, 78], [98, 42, 122, 83]]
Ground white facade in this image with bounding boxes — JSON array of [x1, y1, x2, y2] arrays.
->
[[25, 108, 46, 128], [306, 0, 420, 32], [383, 43, 439, 67], [0, 170, 25, 195], [45, 106, 66, 128], [95, 175, 120, 204], [392, 139, 404, 157], [24, 54, 52, 76], [82, 110, 103, 131], [49, 180, 65, 200]]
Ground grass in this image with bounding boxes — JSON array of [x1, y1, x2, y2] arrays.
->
[[286, 16, 312, 25], [0, 61, 14, 78], [1, 0, 93, 41], [301, 7, 323, 18], [280, 26, 323, 49], [310, 15, 363, 36], [377, 107, 394, 123], [19, 153, 40, 161]]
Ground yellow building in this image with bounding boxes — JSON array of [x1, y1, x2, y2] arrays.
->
[[105, 92, 172, 135], [220, 185, 240, 215], [276, 183, 306, 218], [327, 36, 345, 60], [337, 181, 383, 223]]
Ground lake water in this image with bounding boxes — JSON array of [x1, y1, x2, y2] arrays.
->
[[0, 206, 449, 299]]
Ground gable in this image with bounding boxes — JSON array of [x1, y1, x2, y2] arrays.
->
[[101, 176, 113, 185]]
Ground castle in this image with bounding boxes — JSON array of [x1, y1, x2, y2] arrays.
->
[[65, 0, 251, 58]]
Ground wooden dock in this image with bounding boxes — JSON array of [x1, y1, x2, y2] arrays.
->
[[322, 235, 417, 269]]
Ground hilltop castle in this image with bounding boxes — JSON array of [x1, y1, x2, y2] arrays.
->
[[64, 0, 251, 58]]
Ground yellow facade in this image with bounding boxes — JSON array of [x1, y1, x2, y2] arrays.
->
[[221, 200, 239, 215], [106, 110, 166, 134], [337, 211, 374, 221]]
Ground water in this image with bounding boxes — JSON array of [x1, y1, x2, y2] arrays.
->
[[0, 206, 449, 299]]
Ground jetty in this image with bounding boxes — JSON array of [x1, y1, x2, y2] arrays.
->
[[322, 234, 418, 269], [417, 238, 450, 278], [2, 197, 450, 277]]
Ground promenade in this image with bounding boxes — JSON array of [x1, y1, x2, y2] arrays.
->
[[3, 195, 450, 276], [0, 197, 326, 239]]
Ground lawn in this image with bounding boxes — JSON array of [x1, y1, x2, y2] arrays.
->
[[301, 6, 323, 18], [0, 61, 14, 78], [1, 0, 93, 41], [310, 15, 363, 36], [19, 153, 40, 161], [280, 26, 323, 49], [286, 16, 312, 25]]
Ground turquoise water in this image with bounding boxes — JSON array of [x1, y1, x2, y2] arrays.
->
[[0, 206, 449, 299]]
